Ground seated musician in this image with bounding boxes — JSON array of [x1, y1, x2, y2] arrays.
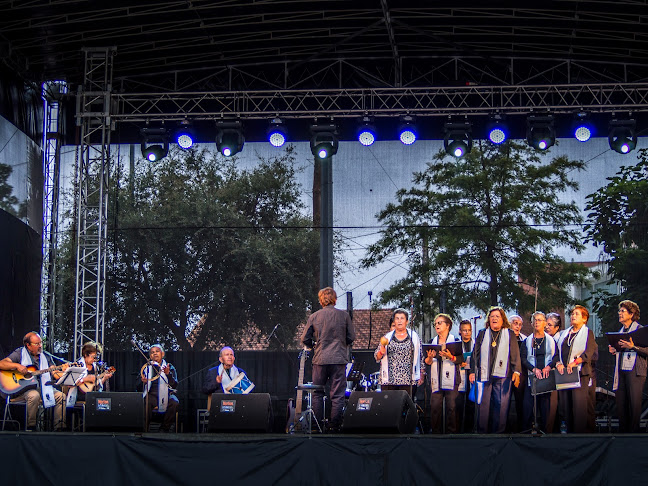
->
[[0, 332, 66, 430], [141, 344, 179, 432], [203, 347, 254, 395], [66, 342, 114, 407]]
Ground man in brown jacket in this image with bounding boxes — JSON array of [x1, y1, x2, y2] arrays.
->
[[301, 287, 355, 432]]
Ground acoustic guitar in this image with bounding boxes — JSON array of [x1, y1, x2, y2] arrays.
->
[[0, 362, 79, 395], [78, 367, 116, 393], [285, 348, 309, 433]]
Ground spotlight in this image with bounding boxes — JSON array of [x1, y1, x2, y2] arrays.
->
[[357, 116, 376, 146], [140, 128, 169, 162], [398, 115, 417, 145], [573, 114, 593, 142], [487, 115, 508, 144], [608, 119, 637, 154], [444, 121, 472, 158], [175, 121, 195, 149], [267, 118, 287, 148], [216, 121, 244, 157], [526, 115, 555, 151], [310, 124, 339, 159]]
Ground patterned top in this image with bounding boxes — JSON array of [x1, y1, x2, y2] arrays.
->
[[383, 334, 415, 385]]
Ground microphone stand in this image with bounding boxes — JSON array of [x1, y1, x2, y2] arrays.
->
[[132, 340, 159, 433]]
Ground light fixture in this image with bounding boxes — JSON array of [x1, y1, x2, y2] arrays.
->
[[216, 121, 244, 157], [357, 116, 376, 146], [608, 119, 637, 154], [527, 115, 555, 151], [487, 115, 508, 145], [444, 121, 473, 158], [140, 128, 169, 162], [398, 115, 417, 145], [267, 118, 287, 147], [310, 123, 339, 159], [175, 120, 195, 149], [573, 114, 593, 142]]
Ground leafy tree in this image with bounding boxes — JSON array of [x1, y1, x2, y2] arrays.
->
[[0, 163, 19, 215], [56, 145, 318, 350], [362, 140, 589, 318], [584, 150, 648, 333]]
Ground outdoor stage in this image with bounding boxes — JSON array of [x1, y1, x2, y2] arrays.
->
[[3, 431, 648, 485]]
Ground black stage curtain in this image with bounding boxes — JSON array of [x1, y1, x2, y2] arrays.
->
[[2, 433, 648, 485]]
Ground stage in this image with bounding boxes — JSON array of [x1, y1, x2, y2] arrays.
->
[[3, 431, 648, 485]]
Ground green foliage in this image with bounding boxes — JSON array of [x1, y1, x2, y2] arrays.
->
[[362, 140, 589, 318], [57, 145, 318, 350], [0, 163, 19, 215], [584, 150, 648, 332]]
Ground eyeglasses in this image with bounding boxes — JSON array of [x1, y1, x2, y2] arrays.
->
[[27, 341, 42, 346]]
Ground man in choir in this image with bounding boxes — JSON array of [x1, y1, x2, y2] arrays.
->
[[301, 287, 355, 432], [556, 305, 598, 433], [509, 314, 527, 432], [520, 312, 558, 432], [455, 319, 475, 432], [469, 307, 521, 433], [608, 300, 647, 433], [203, 346, 254, 395], [141, 344, 179, 432], [0, 332, 66, 431]]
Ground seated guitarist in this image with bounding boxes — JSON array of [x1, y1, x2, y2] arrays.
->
[[66, 342, 114, 407], [0, 332, 66, 431]]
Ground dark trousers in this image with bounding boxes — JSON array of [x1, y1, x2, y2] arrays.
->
[[455, 391, 475, 433], [546, 390, 559, 433], [429, 388, 459, 434], [617, 370, 646, 433], [477, 376, 513, 433], [147, 394, 179, 431], [559, 374, 594, 433], [312, 363, 346, 427], [522, 383, 551, 431], [509, 374, 527, 432]]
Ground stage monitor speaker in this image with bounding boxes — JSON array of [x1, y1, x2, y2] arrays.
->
[[342, 390, 417, 434], [84, 392, 144, 432], [208, 393, 272, 433]]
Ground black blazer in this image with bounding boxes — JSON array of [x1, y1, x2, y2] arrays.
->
[[470, 328, 521, 380]]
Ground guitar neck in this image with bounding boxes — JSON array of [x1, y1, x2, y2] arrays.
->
[[31, 364, 65, 377], [294, 352, 307, 416]]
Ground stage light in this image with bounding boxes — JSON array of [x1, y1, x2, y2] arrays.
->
[[140, 128, 169, 162], [310, 124, 339, 159], [526, 115, 555, 151], [357, 117, 377, 146], [608, 119, 637, 154], [444, 121, 472, 158], [267, 118, 287, 147], [175, 121, 195, 149], [398, 115, 417, 145], [216, 121, 244, 157], [487, 115, 508, 144], [573, 114, 593, 142]]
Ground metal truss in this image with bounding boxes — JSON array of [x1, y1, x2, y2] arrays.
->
[[40, 81, 67, 352], [113, 82, 648, 122], [73, 47, 115, 360]]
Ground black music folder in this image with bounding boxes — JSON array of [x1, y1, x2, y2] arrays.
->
[[553, 368, 581, 390], [606, 326, 648, 351], [531, 373, 556, 395], [423, 342, 464, 357]]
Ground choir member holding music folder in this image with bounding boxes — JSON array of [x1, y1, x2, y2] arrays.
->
[[607, 300, 648, 433], [520, 312, 559, 432], [556, 305, 598, 433], [0, 332, 67, 430]]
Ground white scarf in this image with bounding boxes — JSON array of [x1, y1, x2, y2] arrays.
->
[[524, 333, 556, 386], [20, 347, 56, 408], [379, 329, 421, 384], [557, 325, 589, 374], [478, 328, 511, 381], [66, 358, 91, 407], [430, 334, 459, 393], [142, 359, 170, 412], [613, 321, 640, 391], [458, 339, 474, 392], [220, 364, 241, 393]]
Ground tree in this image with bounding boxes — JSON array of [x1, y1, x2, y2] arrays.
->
[[0, 163, 19, 216], [584, 150, 648, 333], [56, 145, 319, 350], [362, 140, 589, 318]]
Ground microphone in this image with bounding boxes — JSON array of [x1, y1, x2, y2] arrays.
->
[[472, 315, 482, 320], [268, 324, 281, 340]]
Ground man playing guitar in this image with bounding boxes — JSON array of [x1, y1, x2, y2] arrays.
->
[[0, 332, 67, 430]]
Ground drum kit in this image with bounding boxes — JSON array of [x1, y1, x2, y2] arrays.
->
[[344, 362, 381, 398]]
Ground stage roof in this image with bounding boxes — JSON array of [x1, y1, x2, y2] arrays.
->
[[3, 1, 648, 92]]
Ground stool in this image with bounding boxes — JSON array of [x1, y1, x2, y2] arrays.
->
[[297, 383, 325, 434]]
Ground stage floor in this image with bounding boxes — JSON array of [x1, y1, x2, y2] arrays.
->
[[3, 431, 648, 485]]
